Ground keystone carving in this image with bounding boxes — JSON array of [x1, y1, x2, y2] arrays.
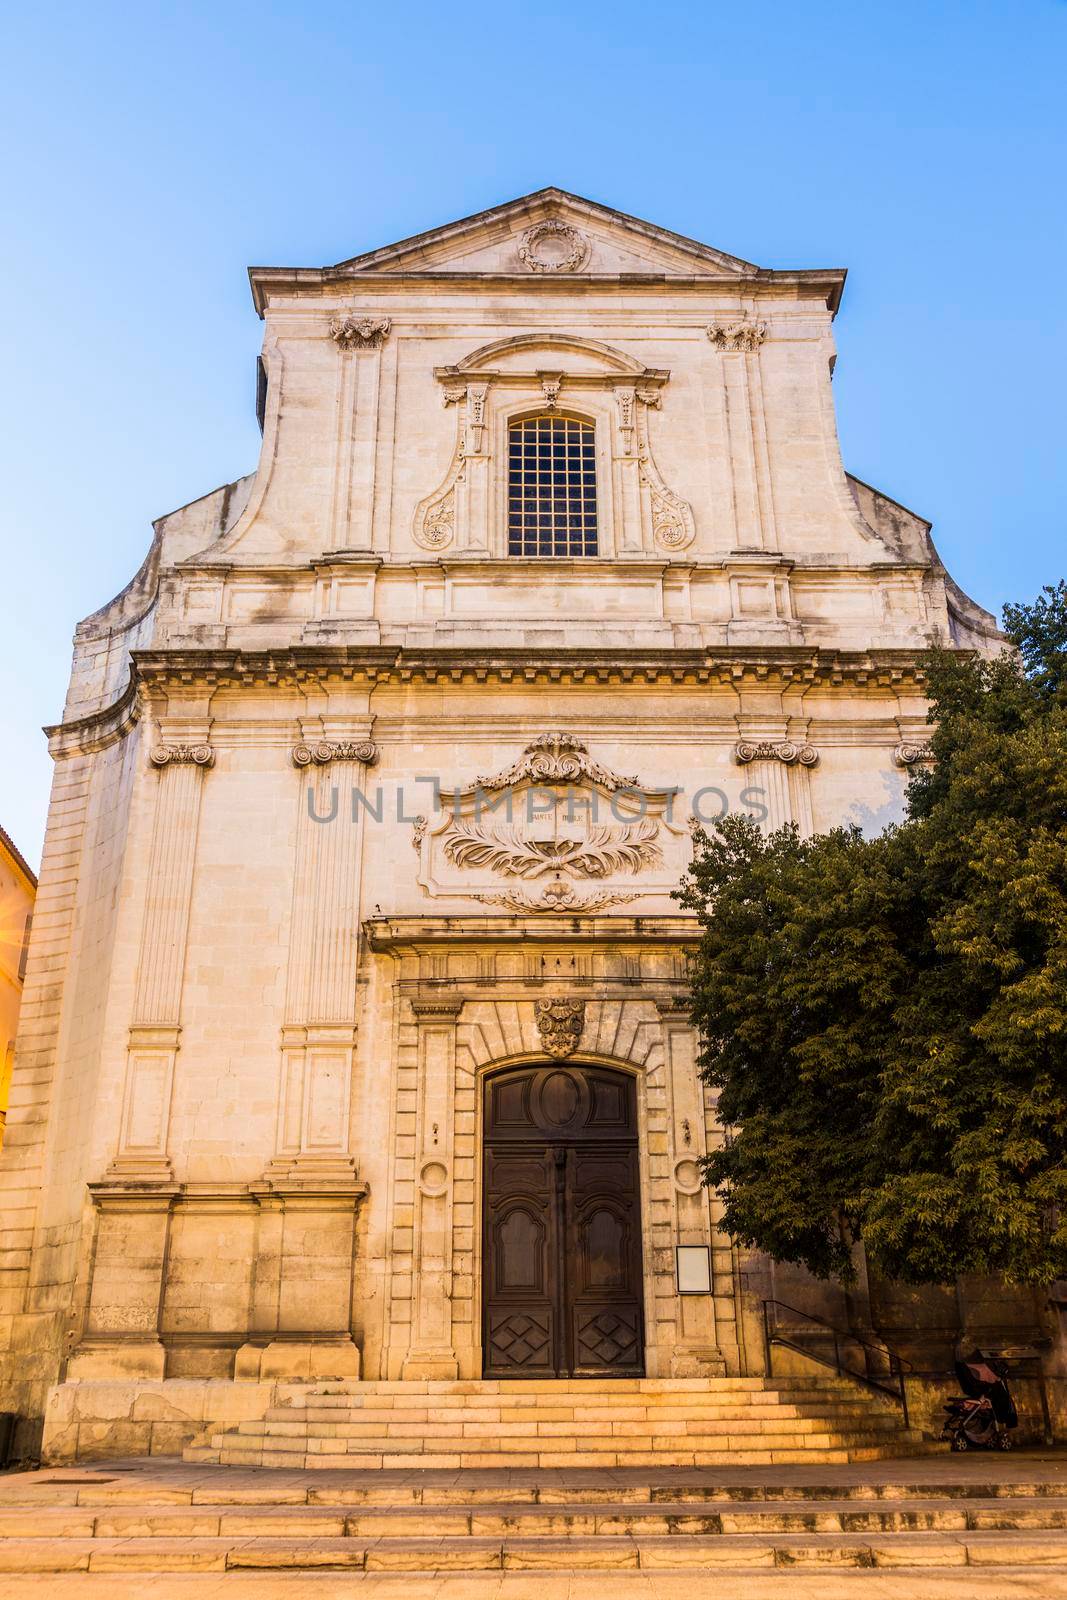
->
[[733, 740, 818, 766], [329, 315, 391, 350], [893, 742, 933, 767], [150, 744, 215, 768], [535, 997, 586, 1058], [707, 319, 768, 352], [292, 740, 379, 767]]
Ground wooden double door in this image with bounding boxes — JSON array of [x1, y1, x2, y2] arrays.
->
[[482, 1063, 645, 1377]]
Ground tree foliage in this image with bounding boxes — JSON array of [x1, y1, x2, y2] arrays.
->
[[678, 581, 1067, 1286]]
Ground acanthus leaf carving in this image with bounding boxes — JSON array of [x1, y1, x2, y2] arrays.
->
[[329, 315, 391, 350], [706, 317, 768, 352]]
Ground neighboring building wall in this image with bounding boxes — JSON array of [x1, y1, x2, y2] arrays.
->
[[0, 828, 36, 1150]]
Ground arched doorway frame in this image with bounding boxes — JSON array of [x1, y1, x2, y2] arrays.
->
[[382, 989, 731, 1383]]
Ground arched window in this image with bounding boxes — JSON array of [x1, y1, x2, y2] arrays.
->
[[507, 415, 598, 557]]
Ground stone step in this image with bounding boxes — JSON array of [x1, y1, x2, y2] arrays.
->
[[208, 1448, 927, 1471], [261, 1401, 903, 1424], [21, 1472, 1057, 1508], [235, 1415, 911, 1440], [6, 1497, 1067, 1541], [4, 1529, 1067, 1573]]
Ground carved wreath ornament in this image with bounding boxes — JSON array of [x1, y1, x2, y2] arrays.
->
[[535, 998, 586, 1059], [518, 221, 590, 274]]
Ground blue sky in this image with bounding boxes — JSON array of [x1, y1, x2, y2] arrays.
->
[[2, 0, 1064, 868]]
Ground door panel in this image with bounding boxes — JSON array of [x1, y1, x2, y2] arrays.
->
[[483, 1064, 645, 1378]]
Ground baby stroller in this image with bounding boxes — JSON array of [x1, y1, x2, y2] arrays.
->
[[941, 1350, 1018, 1451]]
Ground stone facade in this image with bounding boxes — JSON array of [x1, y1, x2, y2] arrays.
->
[[0, 189, 1033, 1459]]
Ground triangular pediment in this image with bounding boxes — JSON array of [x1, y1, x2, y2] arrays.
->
[[329, 188, 760, 280]]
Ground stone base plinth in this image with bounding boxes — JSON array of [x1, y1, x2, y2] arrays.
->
[[66, 1340, 167, 1381], [41, 1379, 277, 1464], [234, 1338, 361, 1382]]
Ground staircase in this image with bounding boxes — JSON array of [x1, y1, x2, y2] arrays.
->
[[185, 1376, 929, 1470], [3, 1456, 1067, 1574]]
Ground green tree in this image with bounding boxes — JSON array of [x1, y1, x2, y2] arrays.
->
[[678, 581, 1067, 1286]]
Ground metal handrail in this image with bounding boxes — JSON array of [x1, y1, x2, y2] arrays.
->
[[762, 1297, 912, 1427]]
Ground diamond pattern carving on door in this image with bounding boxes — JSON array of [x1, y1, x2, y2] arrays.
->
[[482, 1063, 645, 1377], [576, 1308, 640, 1367], [487, 1309, 552, 1370]]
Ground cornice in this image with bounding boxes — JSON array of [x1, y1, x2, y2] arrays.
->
[[130, 644, 932, 693], [40, 643, 937, 759], [365, 914, 701, 952], [44, 675, 141, 760], [250, 269, 846, 317]]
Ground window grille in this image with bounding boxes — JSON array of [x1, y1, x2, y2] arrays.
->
[[507, 415, 598, 557]]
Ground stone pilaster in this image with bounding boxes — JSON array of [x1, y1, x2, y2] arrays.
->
[[401, 997, 463, 1379], [238, 733, 376, 1380], [107, 742, 214, 1184], [734, 735, 818, 835], [658, 998, 724, 1376]]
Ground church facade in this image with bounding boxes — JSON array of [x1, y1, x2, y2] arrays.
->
[[0, 190, 1029, 1459]]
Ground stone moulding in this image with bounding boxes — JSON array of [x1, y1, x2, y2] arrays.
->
[[329, 315, 391, 350], [149, 743, 215, 768], [535, 997, 586, 1057], [733, 739, 818, 766], [291, 739, 379, 767]]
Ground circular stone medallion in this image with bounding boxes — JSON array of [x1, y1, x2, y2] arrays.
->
[[518, 221, 590, 273]]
